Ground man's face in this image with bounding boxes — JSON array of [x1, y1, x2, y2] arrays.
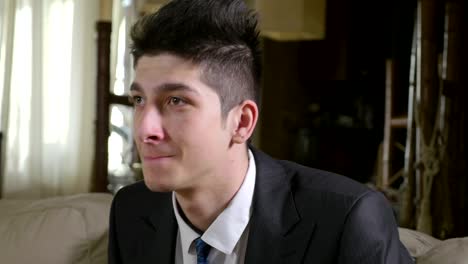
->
[[131, 54, 235, 192]]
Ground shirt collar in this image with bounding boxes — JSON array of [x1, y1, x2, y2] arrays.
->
[[172, 149, 256, 255]]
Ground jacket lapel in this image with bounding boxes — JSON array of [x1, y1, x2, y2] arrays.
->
[[138, 193, 178, 264], [245, 148, 316, 264]]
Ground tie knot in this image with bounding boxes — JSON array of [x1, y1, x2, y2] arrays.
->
[[194, 237, 211, 264]]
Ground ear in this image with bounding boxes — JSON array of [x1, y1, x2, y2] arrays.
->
[[231, 100, 258, 144]]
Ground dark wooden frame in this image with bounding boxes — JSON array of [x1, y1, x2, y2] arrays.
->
[[93, 21, 132, 193]]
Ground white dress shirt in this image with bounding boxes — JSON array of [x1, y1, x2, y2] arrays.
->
[[173, 150, 256, 264]]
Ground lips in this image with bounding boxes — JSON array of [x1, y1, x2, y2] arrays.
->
[[143, 155, 173, 160], [139, 145, 176, 162], [142, 155, 175, 163]]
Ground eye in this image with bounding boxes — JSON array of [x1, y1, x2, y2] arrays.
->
[[129, 95, 144, 106], [168, 96, 185, 106]]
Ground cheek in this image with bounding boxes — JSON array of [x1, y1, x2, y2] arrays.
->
[[167, 109, 211, 131], [170, 113, 227, 144], [132, 120, 139, 139], [132, 111, 143, 134]]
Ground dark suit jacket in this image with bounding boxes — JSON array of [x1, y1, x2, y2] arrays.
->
[[108, 147, 413, 263]]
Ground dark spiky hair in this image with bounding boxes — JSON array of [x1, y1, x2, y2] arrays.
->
[[130, 0, 262, 116]]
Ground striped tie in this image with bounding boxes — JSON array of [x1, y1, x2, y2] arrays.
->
[[195, 237, 211, 264]]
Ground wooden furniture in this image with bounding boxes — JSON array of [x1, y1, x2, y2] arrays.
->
[[93, 21, 133, 193]]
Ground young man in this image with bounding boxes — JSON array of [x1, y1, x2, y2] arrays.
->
[[108, 0, 413, 263]]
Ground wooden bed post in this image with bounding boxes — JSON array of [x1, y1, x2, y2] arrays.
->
[[93, 21, 112, 193]]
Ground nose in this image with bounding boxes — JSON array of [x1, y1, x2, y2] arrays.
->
[[135, 106, 165, 144]]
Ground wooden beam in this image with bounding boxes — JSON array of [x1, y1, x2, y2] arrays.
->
[[93, 21, 112, 193], [435, 0, 467, 238], [390, 116, 408, 128], [420, 0, 440, 145], [382, 59, 395, 189], [110, 94, 132, 107], [415, 0, 442, 236], [399, 17, 418, 228]]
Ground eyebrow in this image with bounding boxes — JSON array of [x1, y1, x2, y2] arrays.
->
[[129, 82, 201, 96]]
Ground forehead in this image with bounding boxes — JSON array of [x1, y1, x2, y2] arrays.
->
[[134, 53, 200, 83], [132, 54, 221, 104]]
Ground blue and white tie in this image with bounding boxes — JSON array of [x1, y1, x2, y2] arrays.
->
[[195, 237, 211, 264]]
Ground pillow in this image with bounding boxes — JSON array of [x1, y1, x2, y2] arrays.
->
[[398, 227, 441, 257], [0, 193, 112, 264], [417, 237, 468, 264]]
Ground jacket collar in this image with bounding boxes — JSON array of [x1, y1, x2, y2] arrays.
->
[[139, 192, 178, 264], [245, 147, 316, 264]]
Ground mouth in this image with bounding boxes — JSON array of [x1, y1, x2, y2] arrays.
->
[[143, 155, 175, 162]]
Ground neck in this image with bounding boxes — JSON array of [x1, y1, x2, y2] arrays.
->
[[175, 145, 249, 231]]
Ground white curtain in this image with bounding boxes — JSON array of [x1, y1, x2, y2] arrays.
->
[[0, 0, 99, 198]]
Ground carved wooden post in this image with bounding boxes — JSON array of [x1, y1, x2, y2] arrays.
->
[[416, 0, 441, 235]]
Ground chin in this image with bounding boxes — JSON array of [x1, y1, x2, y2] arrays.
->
[[141, 166, 177, 192], [143, 179, 174, 193], [142, 171, 177, 193]]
